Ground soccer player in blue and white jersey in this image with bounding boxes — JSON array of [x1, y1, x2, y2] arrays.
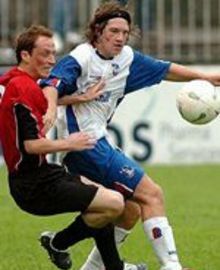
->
[[41, 2, 220, 270]]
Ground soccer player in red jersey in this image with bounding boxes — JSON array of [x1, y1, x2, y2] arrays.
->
[[0, 25, 146, 270]]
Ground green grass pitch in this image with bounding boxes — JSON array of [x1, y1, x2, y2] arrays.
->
[[0, 164, 220, 270]]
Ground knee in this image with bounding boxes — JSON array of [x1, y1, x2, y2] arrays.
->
[[116, 201, 141, 230], [134, 176, 164, 206], [107, 191, 125, 219], [125, 201, 141, 221], [149, 183, 164, 205]]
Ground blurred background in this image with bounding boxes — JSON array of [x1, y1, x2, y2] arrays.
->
[[1, 0, 220, 66]]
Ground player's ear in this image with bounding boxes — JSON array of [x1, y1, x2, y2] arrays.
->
[[20, 50, 31, 64], [94, 25, 102, 43], [95, 25, 102, 37]]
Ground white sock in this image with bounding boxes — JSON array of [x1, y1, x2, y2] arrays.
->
[[80, 226, 130, 270], [143, 217, 182, 270], [114, 226, 131, 244]]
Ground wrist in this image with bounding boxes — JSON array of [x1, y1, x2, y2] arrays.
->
[[78, 93, 90, 103]]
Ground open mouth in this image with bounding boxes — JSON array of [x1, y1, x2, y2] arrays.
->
[[114, 44, 123, 49]]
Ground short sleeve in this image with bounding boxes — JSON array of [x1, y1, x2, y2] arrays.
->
[[125, 50, 171, 94], [40, 55, 82, 97]]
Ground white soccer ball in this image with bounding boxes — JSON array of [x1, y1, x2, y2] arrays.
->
[[176, 80, 220, 124]]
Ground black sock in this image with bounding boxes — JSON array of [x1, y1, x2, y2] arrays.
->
[[52, 215, 123, 270], [93, 224, 124, 270], [52, 215, 94, 250]]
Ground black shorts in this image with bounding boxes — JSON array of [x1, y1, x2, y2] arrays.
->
[[8, 163, 98, 216]]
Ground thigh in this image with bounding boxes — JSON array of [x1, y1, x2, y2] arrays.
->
[[63, 137, 145, 198], [38, 174, 98, 215], [106, 147, 145, 197], [63, 137, 115, 183], [9, 164, 98, 216]]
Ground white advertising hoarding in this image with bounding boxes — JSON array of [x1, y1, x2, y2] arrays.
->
[[108, 66, 220, 165]]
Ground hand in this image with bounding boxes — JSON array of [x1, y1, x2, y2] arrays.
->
[[205, 74, 220, 87], [82, 80, 105, 102], [42, 107, 57, 134], [57, 80, 105, 106], [66, 132, 97, 151]]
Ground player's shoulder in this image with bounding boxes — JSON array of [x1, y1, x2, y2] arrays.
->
[[68, 43, 93, 68], [1, 68, 28, 89], [120, 45, 134, 59], [69, 43, 92, 59], [114, 45, 134, 67], [122, 45, 133, 54], [8, 74, 31, 89]]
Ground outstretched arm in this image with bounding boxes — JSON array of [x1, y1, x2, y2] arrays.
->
[[166, 63, 220, 86]]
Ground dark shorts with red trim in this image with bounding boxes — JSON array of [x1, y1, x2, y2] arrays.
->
[[9, 163, 98, 216]]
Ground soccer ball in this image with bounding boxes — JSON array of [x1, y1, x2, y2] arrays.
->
[[176, 80, 220, 124]]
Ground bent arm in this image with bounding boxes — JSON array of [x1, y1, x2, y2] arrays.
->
[[24, 132, 96, 154], [42, 86, 58, 111], [42, 86, 58, 132], [24, 137, 75, 154], [58, 93, 91, 105], [14, 103, 96, 155], [58, 80, 105, 105]]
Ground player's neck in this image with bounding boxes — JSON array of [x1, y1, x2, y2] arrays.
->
[[95, 49, 113, 60], [17, 65, 38, 81]]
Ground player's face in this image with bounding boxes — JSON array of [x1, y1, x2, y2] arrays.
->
[[97, 18, 130, 58], [27, 36, 56, 79]]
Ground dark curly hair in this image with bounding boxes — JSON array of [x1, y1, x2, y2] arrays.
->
[[85, 1, 138, 46]]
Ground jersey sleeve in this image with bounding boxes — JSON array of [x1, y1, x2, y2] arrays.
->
[[125, 50, 171, 94], [40, 55, 82, 97], [14, 104, 39, 141]]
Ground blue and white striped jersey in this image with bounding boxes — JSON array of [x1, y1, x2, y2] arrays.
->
[[42, 43, 171, 139]]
